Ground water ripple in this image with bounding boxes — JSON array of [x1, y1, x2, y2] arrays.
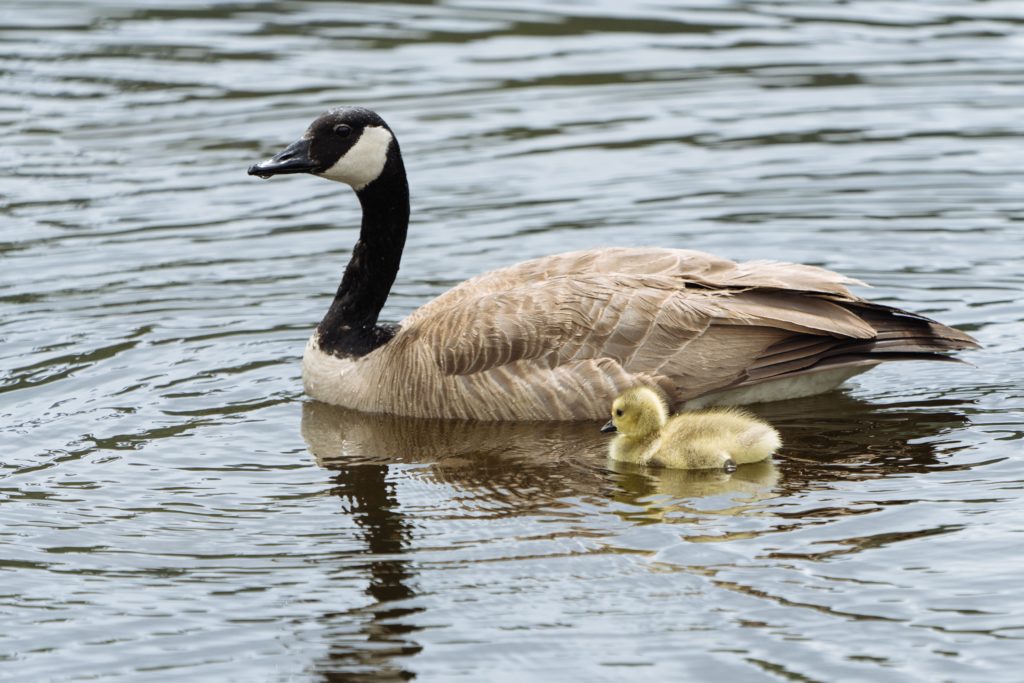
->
[[2, 0, 1023, 680]]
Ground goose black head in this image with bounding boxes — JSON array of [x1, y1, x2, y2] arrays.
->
[[247, 107, 397, 191]]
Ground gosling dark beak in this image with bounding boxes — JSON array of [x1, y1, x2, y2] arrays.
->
[[600, 420, 617, 434], [248, 138, 318, 178]]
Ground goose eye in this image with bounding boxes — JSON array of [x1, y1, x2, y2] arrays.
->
[[615, 408, 624, 417], [333, 124, 352, 137]]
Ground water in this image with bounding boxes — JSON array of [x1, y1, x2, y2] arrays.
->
[[2, 1, 1023, 680]]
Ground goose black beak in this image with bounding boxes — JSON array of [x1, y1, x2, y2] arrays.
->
[[600, 420, 617, 434], [248, 138, 318, 178]]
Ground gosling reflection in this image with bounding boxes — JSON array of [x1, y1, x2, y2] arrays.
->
[[608, 459, 781, 522], [611, 459, 780, 500]]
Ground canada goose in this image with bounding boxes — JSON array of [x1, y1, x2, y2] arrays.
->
[[602, 386, 781, 470], [248, 107, 978, 421]]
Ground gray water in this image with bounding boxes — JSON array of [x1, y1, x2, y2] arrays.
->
[[2, 1, 1023, 681]]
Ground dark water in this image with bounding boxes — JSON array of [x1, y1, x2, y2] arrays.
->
[[2, 1, 1023, 680]]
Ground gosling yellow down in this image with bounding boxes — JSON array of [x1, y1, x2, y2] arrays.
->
[[601, 386, 781, 470]]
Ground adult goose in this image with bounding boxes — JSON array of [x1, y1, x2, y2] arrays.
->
[[248, 107, 978, 421]]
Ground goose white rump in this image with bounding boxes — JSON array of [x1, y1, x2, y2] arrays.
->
[[249, 107, 978, 421]]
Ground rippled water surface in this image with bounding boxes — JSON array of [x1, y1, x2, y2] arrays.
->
[[3, 1, 1023, 680]]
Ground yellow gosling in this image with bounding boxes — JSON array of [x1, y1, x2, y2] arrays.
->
[[602, 387, 781, 470]]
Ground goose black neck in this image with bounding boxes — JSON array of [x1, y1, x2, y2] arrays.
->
[[316, 147, 409, 358]]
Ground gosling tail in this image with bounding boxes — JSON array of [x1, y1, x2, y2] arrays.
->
[[736, 423, 782, 464]]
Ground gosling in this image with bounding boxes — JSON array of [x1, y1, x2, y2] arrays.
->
[[601, 386, 781, 471]]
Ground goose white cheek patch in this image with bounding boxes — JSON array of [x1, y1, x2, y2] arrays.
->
[[319, 125, 394, 190]]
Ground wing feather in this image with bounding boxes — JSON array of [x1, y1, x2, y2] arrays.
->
[[386, 247, 977, 415]]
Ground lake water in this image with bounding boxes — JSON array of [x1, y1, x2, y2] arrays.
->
[[2, 1, 1023, 681]]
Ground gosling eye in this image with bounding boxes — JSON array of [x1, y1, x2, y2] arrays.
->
[[615, 408, 624, 417], [333, 124, 353, 137]]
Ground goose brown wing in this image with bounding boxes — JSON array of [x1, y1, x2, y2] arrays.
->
[[394, 248, 976, 409], [401, 247, 864, 326], [406, 274, 882, 386]]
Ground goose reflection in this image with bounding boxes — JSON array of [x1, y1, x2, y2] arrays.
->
[[301, 393, 970, 506], [751, 392, 973, 494], [303, 399, 606, 495], [300, 393, 969, 679], [301, 400, 787, 506], [312, 460, 422, 681]]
